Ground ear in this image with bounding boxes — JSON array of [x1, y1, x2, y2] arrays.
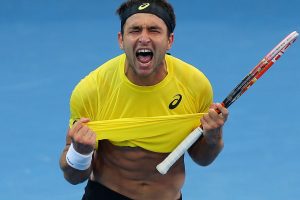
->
[[118, 32, 124, 50], [167, 33, 174, 50]]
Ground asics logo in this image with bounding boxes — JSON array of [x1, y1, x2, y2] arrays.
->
[[169, 94, 182, 109], [138, 3, 150, 10]]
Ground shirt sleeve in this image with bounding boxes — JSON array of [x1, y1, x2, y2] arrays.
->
[[198, 78, 213, 113], [190, 68, 213, 113], [69, 72, 99, 128]]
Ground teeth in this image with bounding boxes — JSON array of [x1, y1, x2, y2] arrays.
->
[[137, 49, 152, 53]]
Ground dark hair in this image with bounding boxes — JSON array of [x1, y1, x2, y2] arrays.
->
[[116, 0, 176, 35]]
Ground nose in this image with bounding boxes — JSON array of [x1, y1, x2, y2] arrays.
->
[[138, 30, 151, 44]]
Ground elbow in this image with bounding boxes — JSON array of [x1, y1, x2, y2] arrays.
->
[[191, 157, 215, 167], [64, 175, 84, 185], [60, 163, 89, 185], [189, 141, 224, 167], [63, 172, 88, 185]]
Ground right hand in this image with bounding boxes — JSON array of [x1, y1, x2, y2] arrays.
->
[[68, 118, 96, 155]]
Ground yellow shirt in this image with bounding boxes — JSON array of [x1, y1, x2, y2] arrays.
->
[[69, 54, 213, 152]]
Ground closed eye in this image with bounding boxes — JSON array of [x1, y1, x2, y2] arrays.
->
[[149, 27, 162, 33], [129, 29, 140, 33]]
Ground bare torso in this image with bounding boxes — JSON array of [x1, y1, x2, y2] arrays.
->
[[90, 140, 185, 200]]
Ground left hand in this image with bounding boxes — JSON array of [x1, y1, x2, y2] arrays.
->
[[200, 103, 229, 145]]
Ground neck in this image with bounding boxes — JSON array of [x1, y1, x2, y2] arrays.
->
[[125, 61, 168, 86]]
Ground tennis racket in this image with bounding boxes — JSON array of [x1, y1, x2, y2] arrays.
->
[[156, 31, 299, 175]]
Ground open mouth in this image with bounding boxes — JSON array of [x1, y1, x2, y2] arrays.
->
[[136, 49, 153, 64]]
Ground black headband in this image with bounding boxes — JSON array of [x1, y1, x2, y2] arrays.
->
[[120, 2, 175, 33]]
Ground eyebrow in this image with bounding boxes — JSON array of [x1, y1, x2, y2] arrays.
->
[[128, 24, 163, 30]]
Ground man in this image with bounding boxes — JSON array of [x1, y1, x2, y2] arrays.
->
[[59, 0, 229, 199]]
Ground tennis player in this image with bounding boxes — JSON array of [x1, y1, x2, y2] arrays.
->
[[59, 0, 229, 199]]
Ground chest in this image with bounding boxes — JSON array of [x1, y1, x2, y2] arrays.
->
[[97, 81, 198, 120]]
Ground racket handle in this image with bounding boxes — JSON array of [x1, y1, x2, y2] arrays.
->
[[156, 127, 203, 175], [214, 102, 226, 114]]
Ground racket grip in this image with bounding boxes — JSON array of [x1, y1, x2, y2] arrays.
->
[[215, 102, 226, 114], [156, 127, 203, 175]]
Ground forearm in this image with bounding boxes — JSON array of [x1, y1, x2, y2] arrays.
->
[[59, 119, 96, 184], [188, 130, 224, 166], [188, 103, 228, 166], [59, 145, 92, 184]]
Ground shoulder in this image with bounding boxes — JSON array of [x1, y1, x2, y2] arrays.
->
[[68, 54, 125, 122], [166, 54, 213, 110], [74, 54, 124, 90], [166, 54, 211, 88], [70, 54, 124, 102], [90, 54, 125, 79]]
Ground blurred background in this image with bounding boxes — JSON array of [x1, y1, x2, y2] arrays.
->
[[0, 0, 299, 199]]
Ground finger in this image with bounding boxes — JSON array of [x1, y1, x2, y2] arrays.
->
[[200, 117, 211, 131], [209, 103, 218, 109], [202, 109, 225, 130], [201, 113, 216, 130], [69, 118, 90, 137], [200, 116, 207, 127], [74, 125, 96, 147], [73, 127, 96, 153], [208, 108, 221, 121], [215, 103, 227, 114], [88, 130, 97, 148], [80, 128, 96, 144], [68, 121, 83, 138], [215, 103, 229, 121], [73, 125, 89, 142], [88, 129, 97, 141], [79, 117, 90, 124]]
